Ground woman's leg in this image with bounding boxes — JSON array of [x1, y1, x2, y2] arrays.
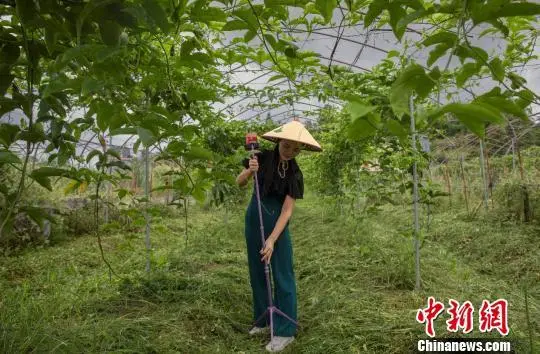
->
[[270, 227, 298, 337], [245, 203, 269, 327]]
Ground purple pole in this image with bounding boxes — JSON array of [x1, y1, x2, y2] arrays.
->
[[249, 148, 298, 343], [251, 149, 275, 342]]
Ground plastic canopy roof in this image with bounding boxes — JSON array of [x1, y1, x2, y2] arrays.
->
[[214, 9, 540, 125], [1, 9, 539, 158]]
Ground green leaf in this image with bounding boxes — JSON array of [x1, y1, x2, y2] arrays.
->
[[184, 145, 213, 161], [427, 103, 504, 137], [346, 101, 376, 119], [31, 167, 72, 178], [95, 46, 121, 62], [387, 3, 407, 41], [387, 50, 400, 58], [106, 160, 131, 170], [133, 139, 141, 154], [315, 0, 336, 23], [0, 124, 20, 148], [385, 119, 408, 137], [515, 89, 533, 109], [0, 150, 21, 164], [99, 20, 122, 46], [81, 78, 102, 96], [110, 127, 137, 135], [191, 6, 227, 23], [347, 115, 378, 140], [489, 58, 504, 81], [222, 20, 249, 31], [232, 7, 259, 31], [173, 175, 190, 194], [244, 30, 257, 43], [422, 32, 457, 47], [143, 0, 170, 33], [181, 52, 215, 67], [486, 19, 509, 37], [364, 0, 387, 27], [19, 126, 47, 143], [507, 72, 527, 90], [30, 175, 52, 191], [187, 86, 217, 102], [180, 125, 199, 141], [268, 74, 286, 82], [263, 34, 278, 51], [0, 73, 14, 96], [396, 7, 432, 37], [0, 97, 19, 118], [284, 46, 297, 58], [117, 188, 128, 199], [427, 43, 451, 67], [264, 0, 304, 7], [0, 43, 21, 66], [48, 153, 58, 164], [455, 45, 488, 64], [86, 149, 103, 163], [137, 127, 157, 147], [390, 64, 435, 116], [192, 184, 207, 203], [475, 96, 527, 120], [44, 24, 58, 55], [429, 67, 441, 81], [456, 62, 479, 87], [15, 0, 38, 26], [492, 2, 540, 18], [96, 101, 114, 131], [106, 149, 122, 160]]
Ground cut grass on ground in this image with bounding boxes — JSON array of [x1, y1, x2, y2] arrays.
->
[[1, 194, 538, 353]]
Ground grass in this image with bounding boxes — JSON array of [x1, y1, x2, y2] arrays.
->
[[0, 193, 538, 353]]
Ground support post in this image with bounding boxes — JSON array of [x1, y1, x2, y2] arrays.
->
[[144, 148, 151, 272], [410, 95, 421, 291]]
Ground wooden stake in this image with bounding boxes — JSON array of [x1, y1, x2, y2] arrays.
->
[[459, 155, 470, 213], [479, 139, 489, 211], [443, 164, 452, 196]]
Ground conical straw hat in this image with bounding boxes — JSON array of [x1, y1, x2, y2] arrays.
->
[[262, 120, 322, 152]]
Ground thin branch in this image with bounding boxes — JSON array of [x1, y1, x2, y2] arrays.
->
[[218, 79, 289, 114], [245, 0, 297, 88], [318, 55, 371, 72], [285, 28, 389, 54], [328, 10, 346, 79]]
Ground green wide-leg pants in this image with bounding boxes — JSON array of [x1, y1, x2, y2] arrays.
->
[[245, 195, 297, 337]]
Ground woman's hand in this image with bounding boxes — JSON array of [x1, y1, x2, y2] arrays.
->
[[248, 156, 259, 173], [260, 238, 275, 263]]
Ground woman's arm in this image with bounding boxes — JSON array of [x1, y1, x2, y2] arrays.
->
[[260, 195, 295, 263], [236, 168, 253, 187], [236, 155, 259, 187]]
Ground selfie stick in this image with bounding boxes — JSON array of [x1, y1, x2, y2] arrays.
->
[[245, 133, 298, 342]]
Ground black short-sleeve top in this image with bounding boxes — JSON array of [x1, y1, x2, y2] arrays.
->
[[241, 145, 304, 202]]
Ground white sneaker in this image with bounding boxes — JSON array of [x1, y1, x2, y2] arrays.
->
[[265, 336, 295, 352], [248, 326, 268, 335]]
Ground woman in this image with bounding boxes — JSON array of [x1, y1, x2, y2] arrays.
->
[[236, 120, 322, 352]]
